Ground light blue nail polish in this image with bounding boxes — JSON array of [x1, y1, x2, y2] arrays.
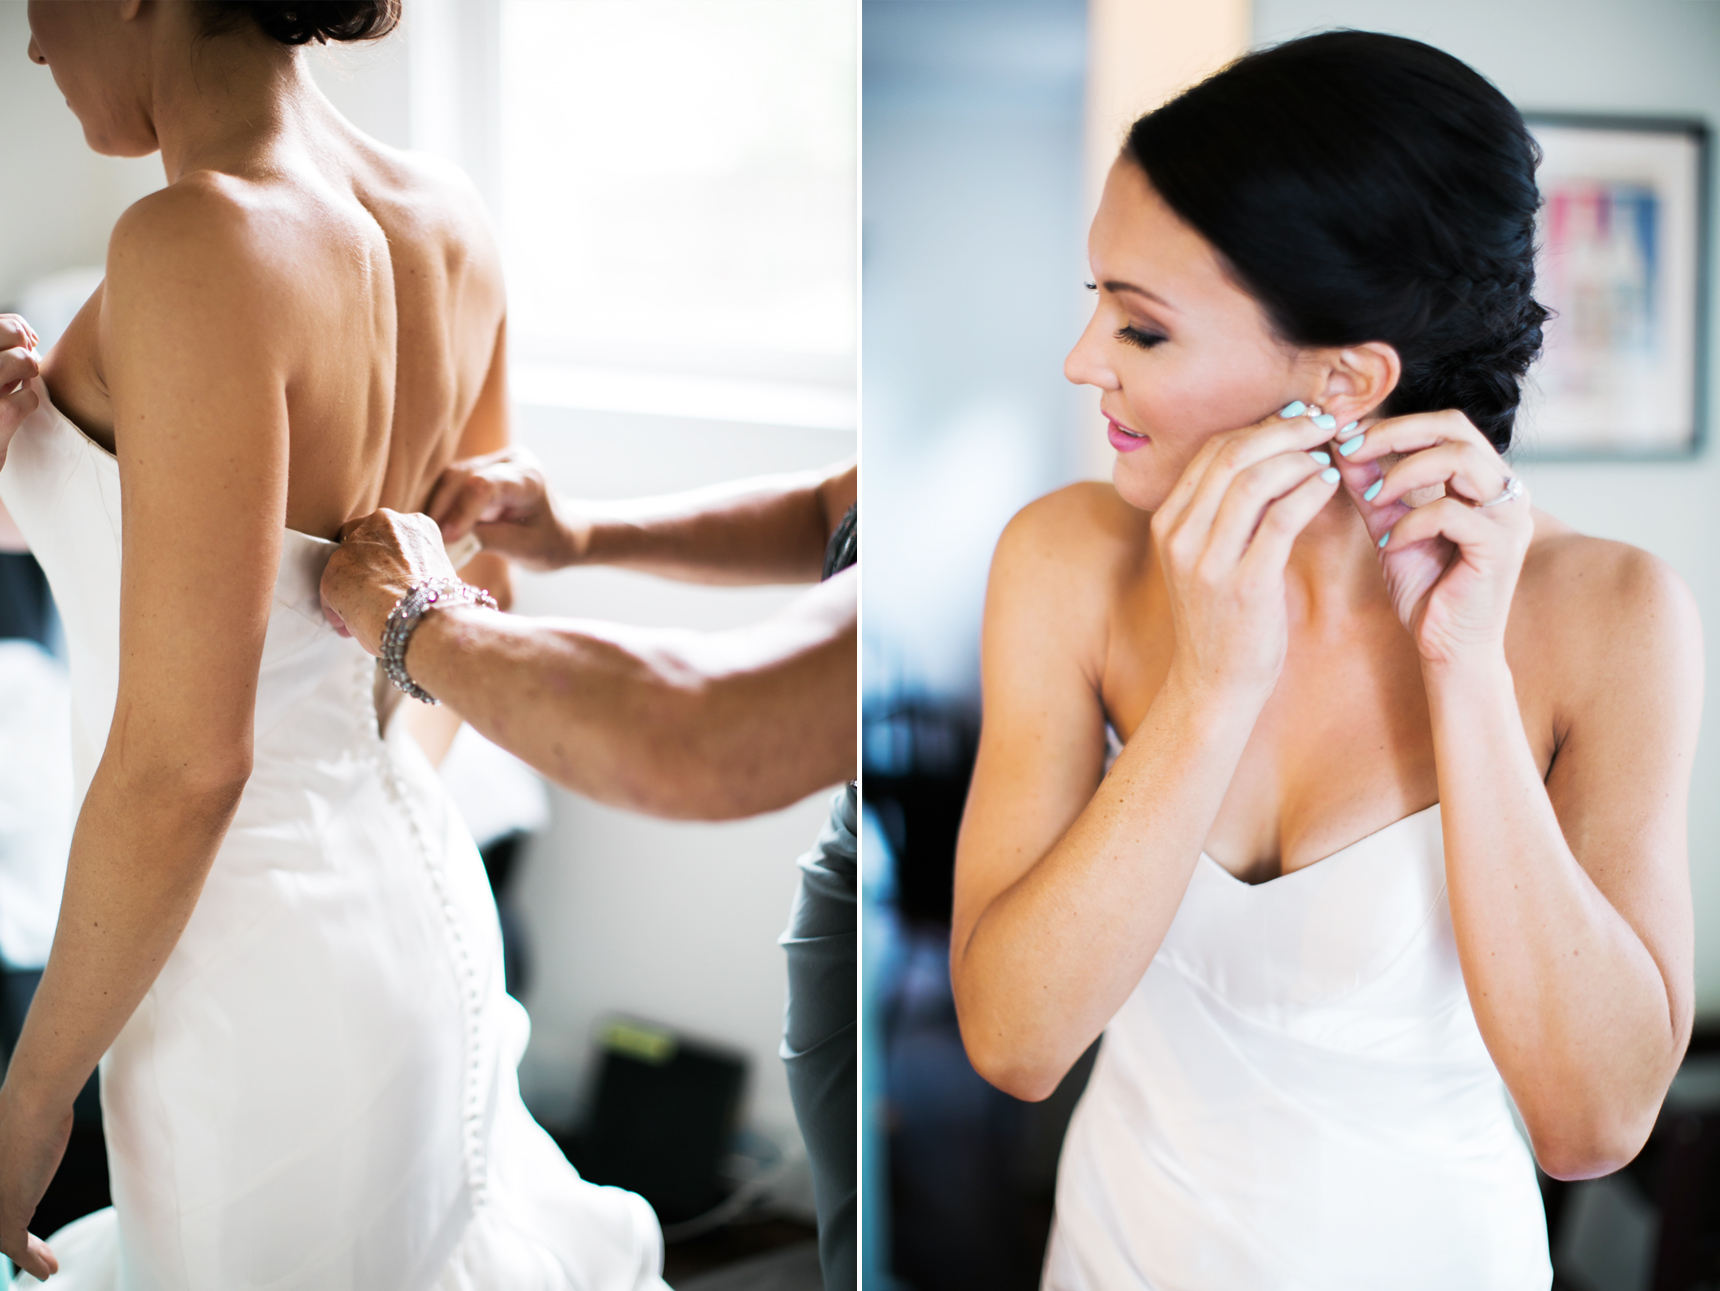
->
[[1309, 450, 1330, 465], [1312, 413, 1337, 431], [1339, 434, 1365, 456], [1320, 467, 1340, 484], [1378, 530, 1391, 548], [1363, 479, 1383, 502], [1279, 401, 1307, 419], [1341, 421, 1358, 435]]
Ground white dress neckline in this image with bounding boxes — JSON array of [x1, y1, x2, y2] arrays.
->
[[1197, 801, 1443, 890]]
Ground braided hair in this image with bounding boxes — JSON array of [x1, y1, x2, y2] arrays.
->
[[1126, 30, 1548, 452]]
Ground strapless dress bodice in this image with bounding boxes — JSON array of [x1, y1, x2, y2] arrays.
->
[[0, 377, 379, 812], [1044, 804, 1552, 1291]]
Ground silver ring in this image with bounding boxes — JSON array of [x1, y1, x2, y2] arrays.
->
[[1477, 475, 1525, 508]]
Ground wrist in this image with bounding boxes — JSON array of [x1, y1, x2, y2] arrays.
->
[[1156, 662, 1271, 744], [0, 1054, 80, 1122], [1161, 657, 1275, 724], [558, 506, 593, 566], [1421, 647, 1514, 702], [384, 580, 497, 705]]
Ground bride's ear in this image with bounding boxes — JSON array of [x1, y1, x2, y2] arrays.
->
[[1314, 342, 1400, 426]]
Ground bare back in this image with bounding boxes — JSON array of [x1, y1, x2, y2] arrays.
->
[[41, 95, 506, 540]]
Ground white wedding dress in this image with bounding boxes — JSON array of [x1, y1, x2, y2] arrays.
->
[[3, 378, 668, 1291], [1043, 804, 1552, 1290]]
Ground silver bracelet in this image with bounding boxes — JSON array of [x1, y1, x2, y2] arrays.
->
[[380, 578, 498, 705]]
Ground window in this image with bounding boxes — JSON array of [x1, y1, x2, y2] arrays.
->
[[497, 0, 856, 415]]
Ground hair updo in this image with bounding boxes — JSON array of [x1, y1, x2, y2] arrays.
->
[[200, 0, 401, 46], [1126, 30, 1547, 451]]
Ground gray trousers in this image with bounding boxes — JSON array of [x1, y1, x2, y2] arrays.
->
[[781, 783, 857, 1291]]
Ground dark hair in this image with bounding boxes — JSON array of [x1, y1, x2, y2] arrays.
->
[[200, 0, 401, 46], [1125, 30, 1547, 451]]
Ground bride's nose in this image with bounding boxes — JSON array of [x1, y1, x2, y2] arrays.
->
[[27, 35, 46, 65], [1064, 312, 1120, 391]]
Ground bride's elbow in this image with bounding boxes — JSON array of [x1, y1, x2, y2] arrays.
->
[[957, 1013, 1067, 1103], [115, 749, 253, 815], [1528, 1108, 1657, 1183]]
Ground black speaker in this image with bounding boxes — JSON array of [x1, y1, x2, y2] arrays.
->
[[559, 1018, 748, 1225]]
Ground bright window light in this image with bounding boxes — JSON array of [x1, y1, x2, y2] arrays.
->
[[499, 0, 856, 386]]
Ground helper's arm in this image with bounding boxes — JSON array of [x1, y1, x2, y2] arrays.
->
[[429, 449, 856, 585], [322, 509, 856, 820]]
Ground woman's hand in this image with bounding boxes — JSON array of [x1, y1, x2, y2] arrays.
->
[[0, 315, 43, 464], [320, 509, 460, 653], [1151, 405, 1344, 704], [1332, 409, 1533, 669], [425, 446, 578, 572], [0, 1080, 68, 1281]]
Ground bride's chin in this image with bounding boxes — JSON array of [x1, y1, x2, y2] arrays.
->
[[1111, 459, 1169, 513]]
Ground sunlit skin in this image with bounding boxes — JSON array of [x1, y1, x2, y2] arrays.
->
[[950, 157, 1699, 1185], [0, 2, 511, 1276]]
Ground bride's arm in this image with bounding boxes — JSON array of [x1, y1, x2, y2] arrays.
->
[[1339, 411, 1699, 1180], [953, 415, 1339, 1100], [0, 185, 289, 1273], [1429, 551, 1700, 1178]]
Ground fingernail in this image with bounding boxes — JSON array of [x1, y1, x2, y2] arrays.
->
[[1279, 401, 1307, 418], [1321, 467, 1340, 484], [1378, 530, 1392, 548], [1308, 450, 1330, 465], [1363, 479, 1383, 502], [1339, 434, 1365, 456], [1340, 421, 1358, 435], [1311, 413, 1337, 431]]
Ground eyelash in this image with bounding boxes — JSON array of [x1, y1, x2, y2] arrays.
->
[[1114, 325, 1166, 350], [1085, 283, 1166, 349]]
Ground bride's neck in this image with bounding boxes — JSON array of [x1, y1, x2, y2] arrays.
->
[[1282, 491, 1394, 627], [146, 10, 326, 183]]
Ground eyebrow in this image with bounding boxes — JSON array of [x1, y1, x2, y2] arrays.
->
[[1103, 280, 1177, 311]]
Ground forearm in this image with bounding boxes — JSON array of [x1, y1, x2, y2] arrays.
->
[[570, 472, 837, 585], [955, 678, 1258, 1100], [402, 600, 854, 820], [1428, 658, 1685, 1176], [1, 765, 243, 1115]]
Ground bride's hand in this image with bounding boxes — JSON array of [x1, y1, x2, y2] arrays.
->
[[1332, 409, 1532, 669], [0, 1080, 68, 1281], [1153, 405, 1345, 704], [0, 315, 43, 460], [321, 509, 461, 653]]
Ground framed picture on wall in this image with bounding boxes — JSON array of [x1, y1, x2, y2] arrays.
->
[[1517, 114, 1708, 458]]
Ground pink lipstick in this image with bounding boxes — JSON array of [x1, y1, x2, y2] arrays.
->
[[1107, 416, 1148, 453]]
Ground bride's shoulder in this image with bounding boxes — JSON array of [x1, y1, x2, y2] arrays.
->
[[989, 481, 1150, 610], [1514, 509, 1700, 676], [104, 174, 308, 315]]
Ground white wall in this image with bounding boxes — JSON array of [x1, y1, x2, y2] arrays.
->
[[508, 405, 853, 1165], [0, 3, 850, 1175], [0, 4, 160, 308], [1251, 0, 1720, 1016]]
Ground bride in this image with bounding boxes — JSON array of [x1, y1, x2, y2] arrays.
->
[[0, 1, 666, 1286], [951, 31, 1699, 1290]]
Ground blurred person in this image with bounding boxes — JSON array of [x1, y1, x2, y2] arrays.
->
[[950, 32, 1698, 1290], [320, 451, 858, 1291], [0, 1, 670, 1285]]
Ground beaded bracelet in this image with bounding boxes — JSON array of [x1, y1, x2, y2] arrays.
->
[[380, 578, 498, 705]]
